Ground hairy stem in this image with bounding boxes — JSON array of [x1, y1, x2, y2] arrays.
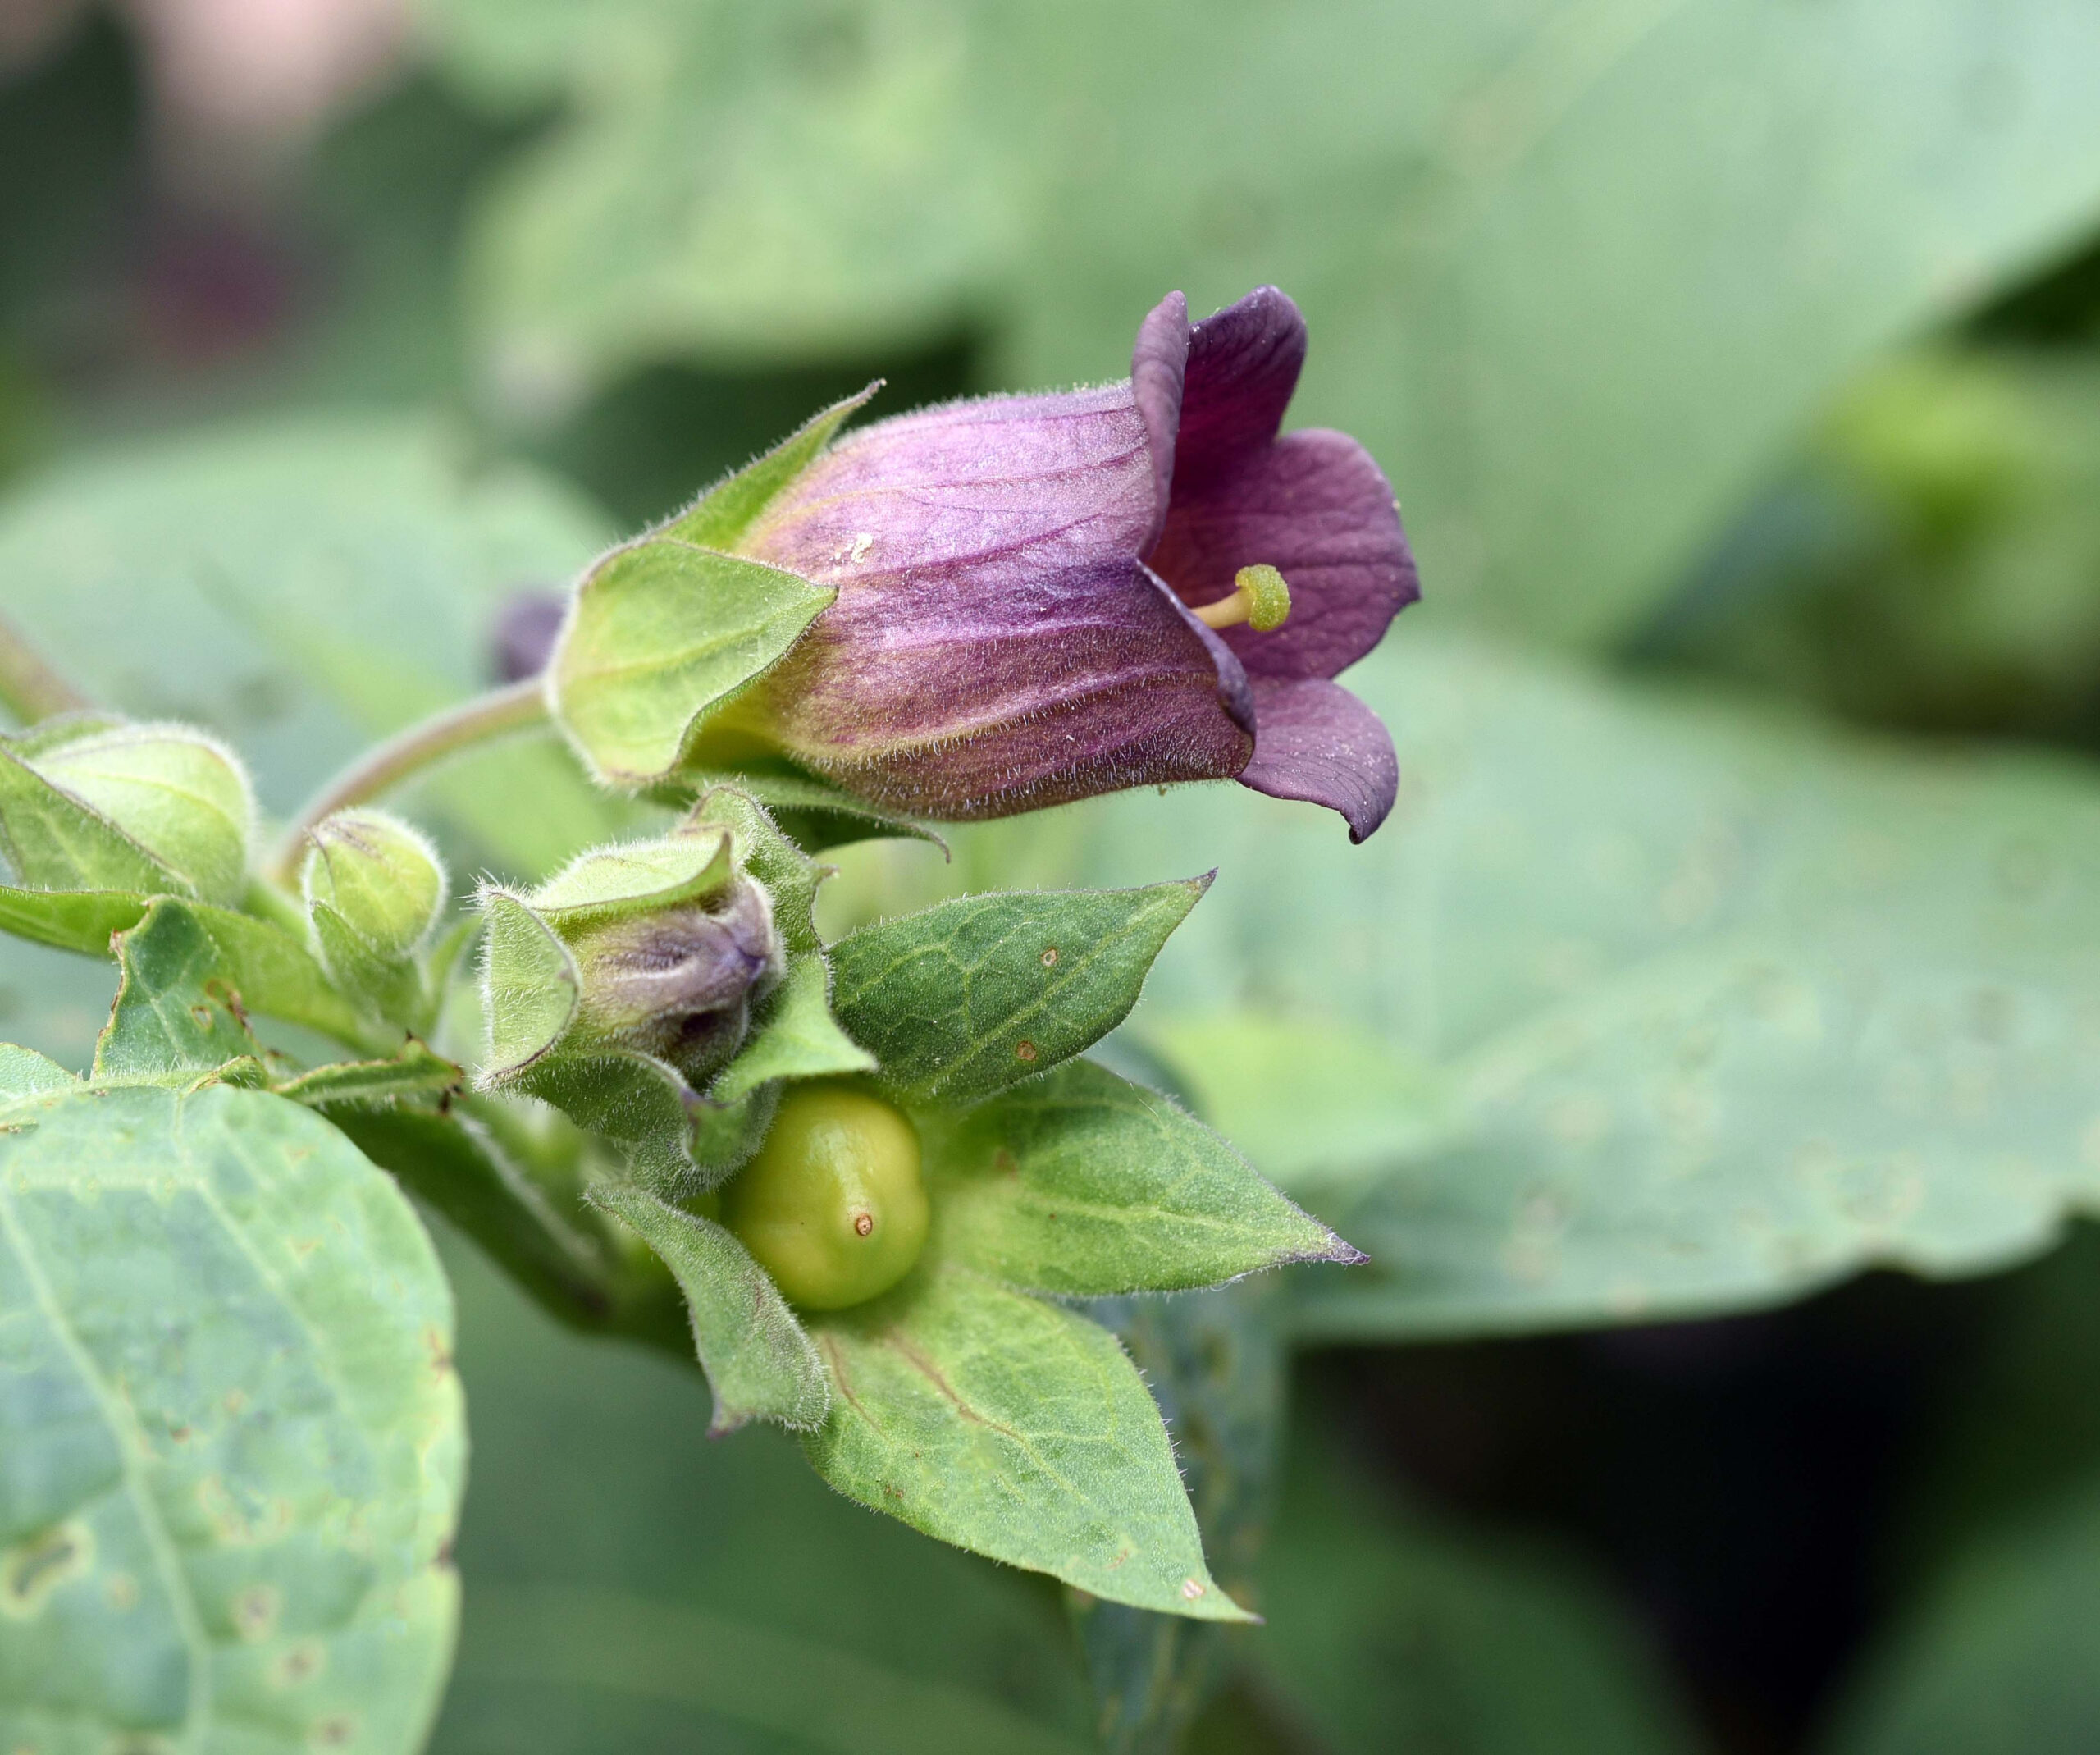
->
[[0, 610, 90, 724], [265, 679, 550, 883]]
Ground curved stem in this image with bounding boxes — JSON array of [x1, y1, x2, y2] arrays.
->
[[266, 679, 551, 883]]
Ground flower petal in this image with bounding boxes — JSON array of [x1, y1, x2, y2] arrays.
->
[[1131, 291, 1190, 555], [1176, 286, 1308, 484], [1150, 427, 1418, 681], [737, 556, 1254, 820], [1235, 677, 1399, 843]]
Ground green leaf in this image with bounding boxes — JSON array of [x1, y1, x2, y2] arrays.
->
[[273, 1040, 464, 1108], [594, 1180, 829, 1433], [515, 1048, 700, 1193], [1250, 1437, 1705, 1755], [802, 1261, 1249, 1621], [0, 1044, 75, 1100], [661, 384, 879, 549], [0, 1081, 464, 1753], [1822, 1478, 2100, 1755], [183, 903, 372, 1049], [832, 879, 1208, 1104], [712, 952, 874, 1104], [1138, 1007, 1465, 1197], [94, 899, 271, 1085], [959, 630, 2100, 1338], [923, 1059, 1355, 1296], [0, 884, 147, 956], [422, 1236, 1096, 1753], [550, 537, 835, 787]]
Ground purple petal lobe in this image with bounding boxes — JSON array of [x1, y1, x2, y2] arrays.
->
[[1175, 286, 1308, 485], [1130, 291, 1190, 555], [1152, 427, 1418, 681], [1235, 677, 1399, 843]]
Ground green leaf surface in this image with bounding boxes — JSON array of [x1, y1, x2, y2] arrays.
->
[[422, 1232, 1094, 1753], [0, 884, 147, 956], [803, 1261, 1248, 1620], [0, 1081, 464, 1753], [832, 879, 1208, 1104], [94, 899, 271, 1085], [710, 951, 874, 1105], [550, 537, 835, 786], [0, 1044, 75, 1100], [956, 630, 2100, 1338], [593, 1180, 829, 1433], [1250, 1436, 1705, 1755], [1821, 1478, 2100, 1755], [922, 1059, 1355, 1296]]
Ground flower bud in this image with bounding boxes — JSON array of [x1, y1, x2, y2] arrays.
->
[[0, 716, 254, 903], [566, 877, 780, 1082], [478, 818, 786, 1095], [302, 810, 446, 960], [722, 1083, 928, 1309]]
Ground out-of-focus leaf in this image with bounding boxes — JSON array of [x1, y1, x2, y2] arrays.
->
[[920, 1058, 1354, 1296], [803, 1261, 1251, 1621], [0, 414, 632, 881], [956, 632, 2100, 1338], [428, 0, 2100, 644], [1820, 1478, 2100, 1755], [423, 1223, 1095, 1752], [0, 1082, 464, 1754], [832, 879, 1209, 1105], [1249, 1436, 1705, 1754]]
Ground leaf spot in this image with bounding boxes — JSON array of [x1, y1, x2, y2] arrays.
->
[[232, 1583, 281, 1642], [1180, 1579, 1206, 1600], [2, 1521, 92, 1616], [1040, 947, 1058, 967], [274, 1641, 325, 1688], [1015, 1040, 1038, 1063], [311, 1713, 357, 1748]]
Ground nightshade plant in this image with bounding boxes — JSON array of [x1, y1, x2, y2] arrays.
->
[[0, 288, 1412, 1751]]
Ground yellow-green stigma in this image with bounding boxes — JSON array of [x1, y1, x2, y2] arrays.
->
[[1194, 564, 1293, 633]]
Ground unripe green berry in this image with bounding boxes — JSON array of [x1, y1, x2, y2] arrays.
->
[[723, 1085, 928, 1310]]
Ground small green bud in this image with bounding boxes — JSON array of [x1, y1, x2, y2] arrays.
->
[[722, 1083, 928, 1309], [302, 810, 446, 960], [0, 718, 254, 903]]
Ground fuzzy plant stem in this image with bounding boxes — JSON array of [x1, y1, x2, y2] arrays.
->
[[265, 679, 551, 884]]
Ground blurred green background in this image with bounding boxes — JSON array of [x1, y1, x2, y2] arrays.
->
[[7, 2, 2100, 1750]]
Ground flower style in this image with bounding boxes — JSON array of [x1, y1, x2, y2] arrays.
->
[[714, 287, 1418, 840]]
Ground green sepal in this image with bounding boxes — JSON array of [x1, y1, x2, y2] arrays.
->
[[710, 953, 873, 1105], [919, 1058, 1360, 1296], [509, 1047, 701, 1193], [479, 889, 583, 1076], [803, 1261, 1251, 1622], [660, 382, 878, 550], [550, 537, 835, 788], [595, 1180, 830, 1434], [831, 877, 1209, 1104], [272, 1040, 463, 1108], [0, 717, 253, 904], [674, 764, 944, 853]]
